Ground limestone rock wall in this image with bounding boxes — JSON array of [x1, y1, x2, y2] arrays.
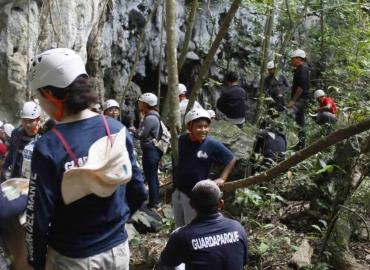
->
[[0, 0, 263, 123]]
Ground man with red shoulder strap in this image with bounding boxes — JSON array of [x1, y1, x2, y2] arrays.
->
[[313, 89, 337, 125]]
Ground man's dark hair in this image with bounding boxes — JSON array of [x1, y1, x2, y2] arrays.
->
[[190, 180, 223, 215], [41, 75, 98, 114], [224, 71, 239, 83]]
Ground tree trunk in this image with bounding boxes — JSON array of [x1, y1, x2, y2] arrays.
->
[[223, 117, 370, 192], [178, 0, 199, 73], [185, 0, 242, 119], [323, 138, 369, 270], [276, 0, 310, 57], [119, 0, 161, 105], [255, 0, 275, 122], [165, 0, 180, 164]]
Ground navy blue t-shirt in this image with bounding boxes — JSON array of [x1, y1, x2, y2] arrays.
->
[[160, 213, 248, 269], [292, 63, 310, 100], [175, 135, 234, 195], [25, 115, 147, 270]]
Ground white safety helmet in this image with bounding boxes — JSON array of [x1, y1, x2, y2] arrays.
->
[[178, 83, 187, 95], [3, 123, 14, 137], [139, 93, 157, 107], [267, 61, 275, 69], [29, 48, 88, 90], [290, 49, 306, 59], [103, 99, 120, 111], [21, 101, 41, 119], [185, 108, 211, 125], [207, 109, 216, 119], [314, 89, 326, 99]]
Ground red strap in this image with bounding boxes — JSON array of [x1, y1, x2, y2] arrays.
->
[[51, 116, 113, 168], [51, 128, 80, 167], [100, 115, 113, 145]]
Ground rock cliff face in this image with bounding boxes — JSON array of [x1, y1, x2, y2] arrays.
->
[[0, 0, 263, 123]]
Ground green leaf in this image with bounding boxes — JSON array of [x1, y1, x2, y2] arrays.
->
[[257, 242, 270, 254]]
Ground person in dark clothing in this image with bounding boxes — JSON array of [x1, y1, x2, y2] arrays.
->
[[160, 179, 248, 270], [26, 48, 146, 270], [264, 61, 289, 112], [1, 101, 41, 180], [287, 49, 310, 150], [135, 92, 163, 210], [216, 71, 246, 128]]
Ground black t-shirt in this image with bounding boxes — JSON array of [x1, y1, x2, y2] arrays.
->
[[160, 213, 248, 269], [216, 85, 246, 119], [292, 63, 310, 100]]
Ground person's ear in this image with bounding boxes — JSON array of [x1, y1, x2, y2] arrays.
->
[[218, 199, 225, 210]]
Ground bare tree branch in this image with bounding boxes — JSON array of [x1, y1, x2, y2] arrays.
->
[[223, 118, 370, 192]]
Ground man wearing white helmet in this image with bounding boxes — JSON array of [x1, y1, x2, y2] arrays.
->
[[103, 99, 120, 120], [1, 101, 41, 179], [172, 108, 236, 227], [313, 89, 337, 125], [178, 83, 203, 120], [264, 61, 289, 112], [25, 48, 146, 270], [134, 92, 163, 209], [288, 49, 310, 150]]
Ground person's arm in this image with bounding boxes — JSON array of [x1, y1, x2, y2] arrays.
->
[[212, 140, 236, 187], [214, 158, 236, 187], [125, 128, 147, 215], [316, 104, 331, 112], [159, 229, 184, 268], [137, 115, 157, 140], [25, 147, 59, 270], [288, 87, 303, 107]]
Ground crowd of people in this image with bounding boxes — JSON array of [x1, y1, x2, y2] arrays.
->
[[0, 47, 339, 270]]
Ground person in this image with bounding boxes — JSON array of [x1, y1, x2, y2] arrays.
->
[[25, 48, 147, 270], [287, 49, 310, 150], [264, 61, 289, 112], [103, 99, 120, 120], [1, 101, 41, 180], [253, 125, 287, 172], [216, 71, 246, 128], [135, 92, 163, 209], [173, 108, 236, 227], [160, 179, 248, 270], [312, 89, 337, 125], [178, 83, 203, 121]]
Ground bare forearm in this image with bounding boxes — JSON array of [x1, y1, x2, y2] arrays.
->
[[220, 158, 236, 181], [291, 87, 303, 102]]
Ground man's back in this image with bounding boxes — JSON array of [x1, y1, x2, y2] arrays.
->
[[217, 85, 246, 119], [160, 213, 248, 269]]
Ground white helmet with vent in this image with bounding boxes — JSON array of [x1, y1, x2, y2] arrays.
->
[[29, 48, 87, 90], [103, 99, 120, 110], [139, 93, 158, 106], [21, 101, 41, 119], [185, 108, 211, 125], [314, 89, 325, 99]]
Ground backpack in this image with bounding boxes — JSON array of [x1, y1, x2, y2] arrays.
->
[[151, 114, 171, 154]]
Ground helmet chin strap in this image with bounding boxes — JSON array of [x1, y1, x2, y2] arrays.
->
[[41, 90, 68, 121]]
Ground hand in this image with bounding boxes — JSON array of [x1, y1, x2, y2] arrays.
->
[[287, 100, 295, 108], [129, 126, 136, 133], [214, 178, 225, 187]]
